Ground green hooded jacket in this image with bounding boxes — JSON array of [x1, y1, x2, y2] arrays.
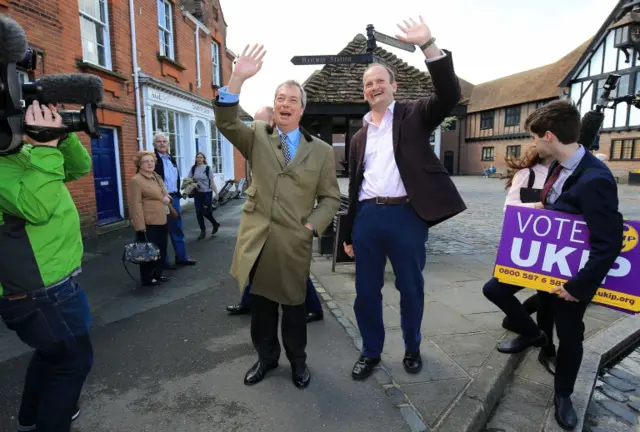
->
[[0, 133, 91, 297]]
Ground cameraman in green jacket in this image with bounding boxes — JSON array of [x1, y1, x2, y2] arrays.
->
[[0, 101, 93, 432]]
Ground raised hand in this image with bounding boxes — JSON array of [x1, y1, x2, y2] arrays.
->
[[232, 44, 266, 81], [395, 16, 432, 46]]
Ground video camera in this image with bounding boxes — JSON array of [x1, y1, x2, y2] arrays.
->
[[0, 15, 104, 154], [578, 73, 640, 152]]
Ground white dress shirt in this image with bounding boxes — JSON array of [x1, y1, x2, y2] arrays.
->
[[359, 101, 407, 200], [503, 163, 549, 211], [358, 51, 447, 202]]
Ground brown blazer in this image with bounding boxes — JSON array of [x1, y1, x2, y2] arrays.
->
[[127, 171, 168, 231], [344, 51, 467, 244]]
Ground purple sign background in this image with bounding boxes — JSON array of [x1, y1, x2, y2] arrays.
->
[[495, 206, 640, 312]]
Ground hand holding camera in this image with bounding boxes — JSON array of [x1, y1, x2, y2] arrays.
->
[[24, 101, 63, 147]]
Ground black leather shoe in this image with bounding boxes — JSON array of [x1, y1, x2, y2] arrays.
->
[[554, 395, 578, 430], [292, 363, 311, 389], [176, 259, 197, 266], [403, 352, 423, 374], [501, 317, 519, 333], [351, 355, 381, 380], [157, 276, 171, 283], [497, 332, 547, 354], [306, 311, 324, 323], [226, 304, 250, 315], [538, 350, 557, 375], [244, 361, 278, 386]]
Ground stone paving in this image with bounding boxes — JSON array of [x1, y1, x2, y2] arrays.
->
[[584, 347, 640, 432], [315, 177, 640, 431]]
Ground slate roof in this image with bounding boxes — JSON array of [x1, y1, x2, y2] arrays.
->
[[303, 34, 438, 104], [467, 38, 592, 113]]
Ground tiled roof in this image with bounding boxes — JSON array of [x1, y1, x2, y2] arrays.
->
[[303, 34, 437, 104], [466, 38, 592, 113]]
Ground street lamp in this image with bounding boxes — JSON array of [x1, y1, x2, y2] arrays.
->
[[609, 11, 640, 64]]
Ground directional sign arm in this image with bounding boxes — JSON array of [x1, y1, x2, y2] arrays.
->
[[372, 30, 416, 52], [291, 54, 374, 65]]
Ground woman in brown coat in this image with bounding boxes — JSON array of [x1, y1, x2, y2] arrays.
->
[[128, 151, 171, 286]]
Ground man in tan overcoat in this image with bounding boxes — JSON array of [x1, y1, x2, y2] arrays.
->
[[212, 44, 340, 389]]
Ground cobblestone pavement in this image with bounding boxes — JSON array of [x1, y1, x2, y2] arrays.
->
[[329, 176, 638, 431], [338, 176, 640, 256], [585, 347, 640, 431]]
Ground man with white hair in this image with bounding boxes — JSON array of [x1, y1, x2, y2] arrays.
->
[[225, 105, 324, 323], [153, 133, 197, 268]]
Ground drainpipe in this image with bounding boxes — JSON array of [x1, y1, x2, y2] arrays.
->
[[195, 24, 201, 88], [129, 0, 143, 150]]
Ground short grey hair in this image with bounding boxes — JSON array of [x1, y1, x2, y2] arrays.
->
[[274, 80, 307, 108], [153, 132, 168, 146]]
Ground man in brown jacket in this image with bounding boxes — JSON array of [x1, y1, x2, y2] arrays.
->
[[213, 45, 340, 389], [343, 16, 467, 380]]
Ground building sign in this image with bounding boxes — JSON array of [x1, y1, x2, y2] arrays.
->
[[494, 206, 640, 314], [145, 87, 213, 118]]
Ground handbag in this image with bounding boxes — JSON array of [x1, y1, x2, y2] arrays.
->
[[122, 232, 161, 286], [519, 168, 542, 204], [123, 236, 160, 264]]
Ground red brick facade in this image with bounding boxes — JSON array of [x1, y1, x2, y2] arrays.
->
[[0, 0, 245, 236]]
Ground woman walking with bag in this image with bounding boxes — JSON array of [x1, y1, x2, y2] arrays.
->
[[128, 151, 171, 286], [189, 152, 220, 239]]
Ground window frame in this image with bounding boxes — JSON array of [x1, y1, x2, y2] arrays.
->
[[79, 0, 112, 69], [158, 0, 175, 60], [480, 111, 494, 130], [504, 106, 521, 127], [211, 42, 221, 87], [481, 146, 495, 161]]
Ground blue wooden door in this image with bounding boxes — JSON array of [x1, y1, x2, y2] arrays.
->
[[92, 128, 122, 225]]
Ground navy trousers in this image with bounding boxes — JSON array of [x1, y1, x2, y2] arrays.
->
[[240, 277, 322, 313], [352, 202, 429, 358]]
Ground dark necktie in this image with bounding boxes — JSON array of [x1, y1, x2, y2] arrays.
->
[[280, 134, 291, 165], [540, 163, 564, 205]]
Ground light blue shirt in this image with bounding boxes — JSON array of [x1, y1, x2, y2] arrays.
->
[[218, 86, 302, 158], [160, 153, 178, 193]]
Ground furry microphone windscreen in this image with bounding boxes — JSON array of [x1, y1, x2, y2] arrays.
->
[[0, 15, 28, 65]]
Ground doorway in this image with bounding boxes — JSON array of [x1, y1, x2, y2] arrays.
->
[[92, 128, 124, 225]]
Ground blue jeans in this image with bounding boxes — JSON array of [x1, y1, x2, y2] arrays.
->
[[240, 277, 322, 313], [166, 195, 189, 264], [352, 203, 429, 358], [0, 279, 94, 432]]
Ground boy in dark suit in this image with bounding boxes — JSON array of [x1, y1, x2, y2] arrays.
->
[[484, 100, 623, 430]]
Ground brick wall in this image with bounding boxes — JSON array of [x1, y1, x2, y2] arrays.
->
[[463, 138, 533, 175], [1, 0, 138, 236], [134, 0, 246, 179], [1, 0, 246, 236]]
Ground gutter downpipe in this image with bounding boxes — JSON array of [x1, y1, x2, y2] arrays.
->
[[195, 24, 200, 88], [129, 0, 144, 151]]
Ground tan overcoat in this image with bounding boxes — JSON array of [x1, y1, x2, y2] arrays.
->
[[213, 102, 340, 305]]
